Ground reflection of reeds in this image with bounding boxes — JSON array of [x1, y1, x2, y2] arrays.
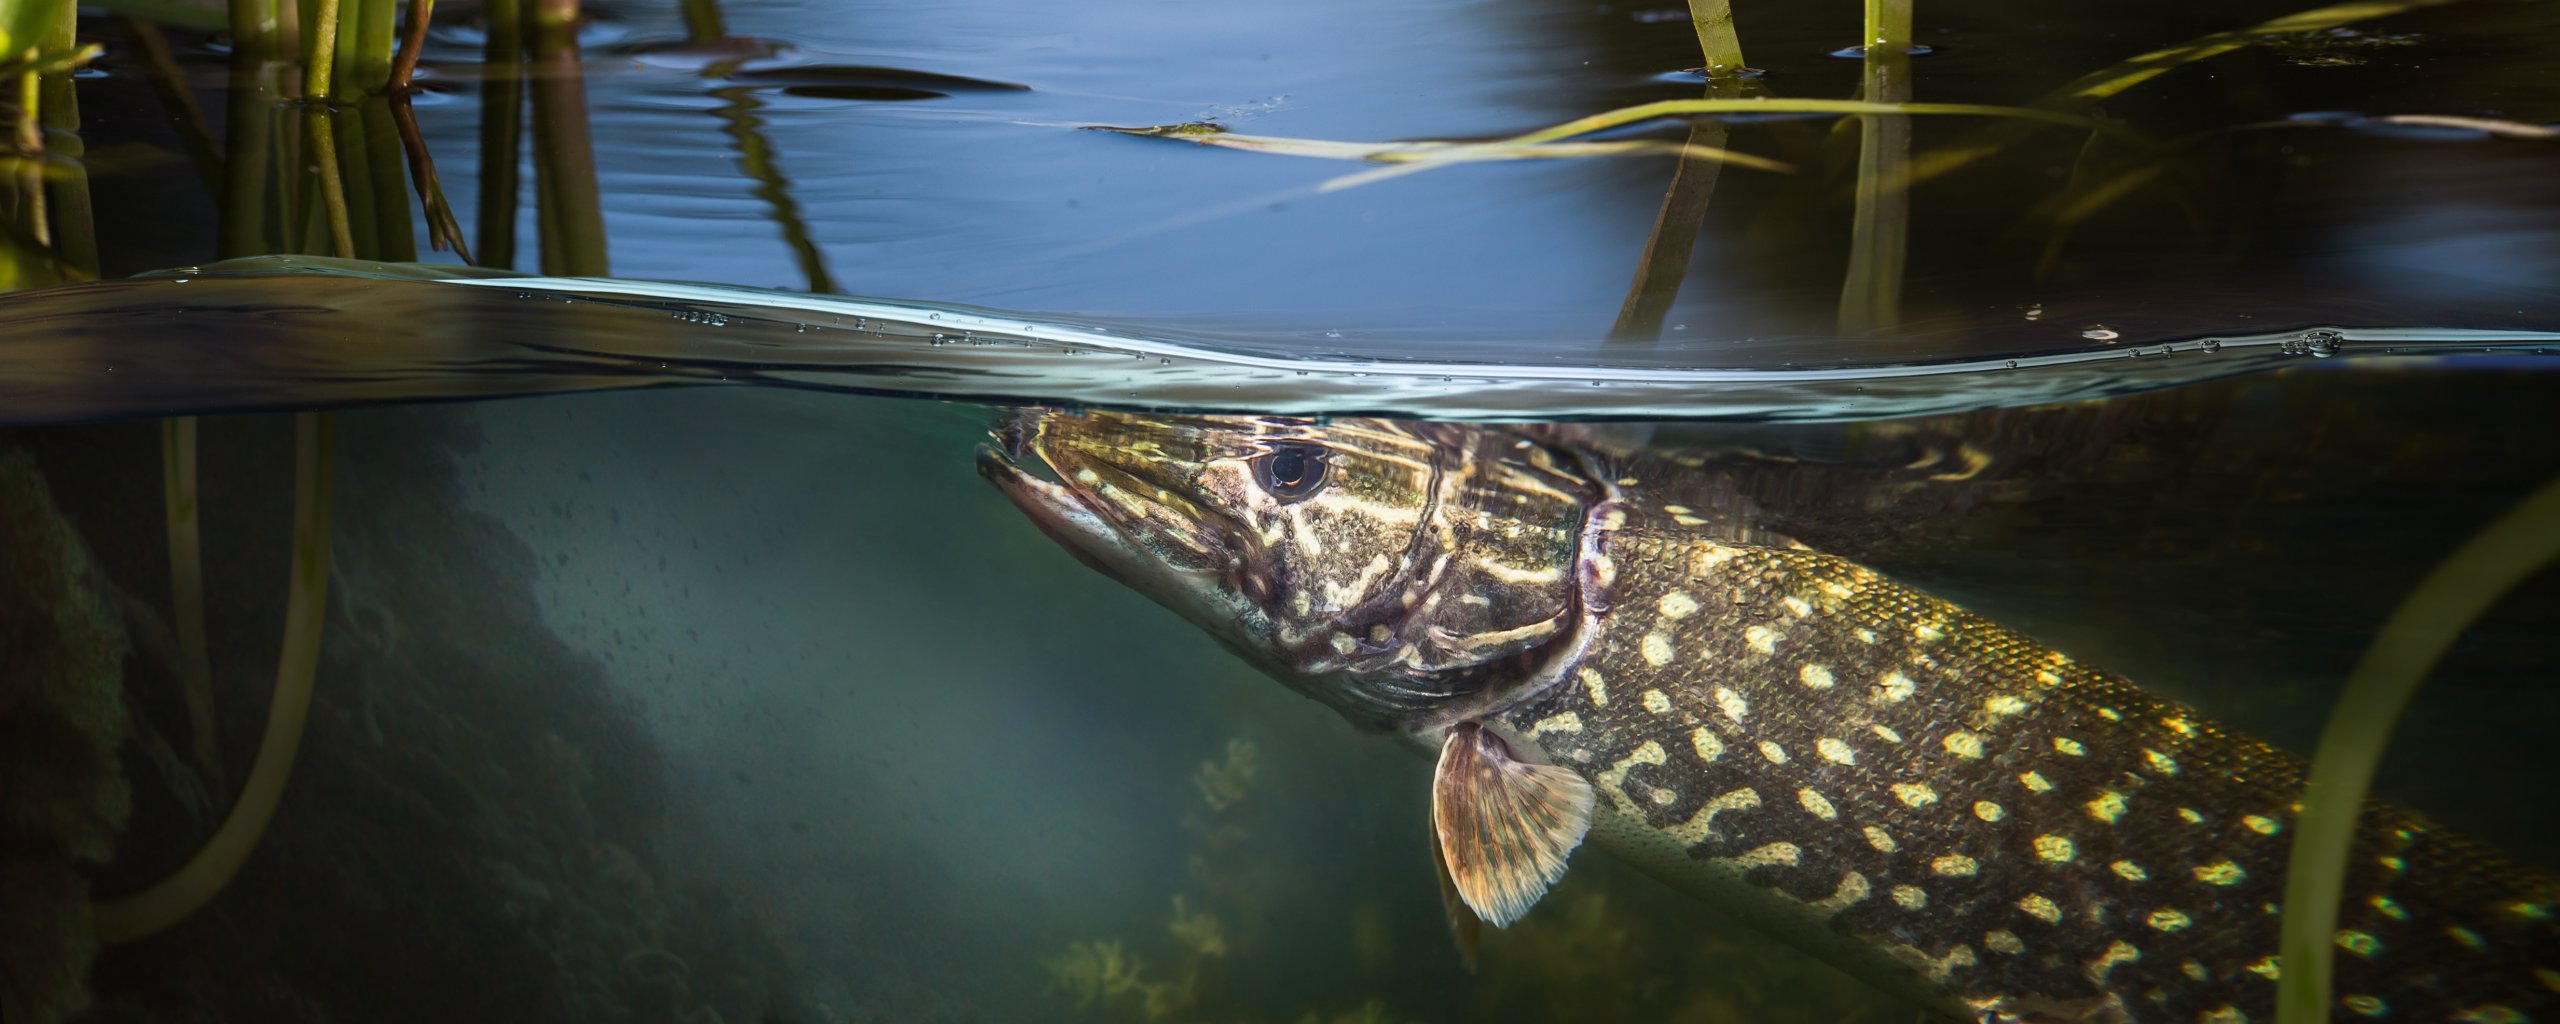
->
[[2276, 477, 2560, 1024], [531, 17, 608, 275], [1606, 0, 1751, 343], [1607, 95, 1734, 344], [476, 0, 525, 266], [125, 18, 225, 191], [305, 108, 356, 256], [712, 85, 837, 293]]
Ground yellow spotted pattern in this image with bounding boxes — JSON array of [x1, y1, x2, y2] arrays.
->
[[2033, 834, 2075, 863], [2195, 861, 2247, 887]]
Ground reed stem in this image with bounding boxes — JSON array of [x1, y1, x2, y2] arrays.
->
[[161, 418, 222, 793], [96, 414, 335, 943], [1684, 0, 1745, 76], [301, 0, 339, 98], [2276, 478, 2560, 1024]]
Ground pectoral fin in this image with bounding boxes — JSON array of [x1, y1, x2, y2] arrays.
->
[[1430, 722, 1596, 928]]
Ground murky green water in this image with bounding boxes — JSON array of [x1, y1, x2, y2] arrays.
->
[[2, 0, 2557, 1021]]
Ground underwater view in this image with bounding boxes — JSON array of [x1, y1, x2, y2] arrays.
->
[[1, 0, 2556, 1020]]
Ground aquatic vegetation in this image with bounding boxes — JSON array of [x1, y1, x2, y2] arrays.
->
[[1043, 939, 1202, 1020], [91, 416, 334, 941], [2277, 475, 2560, 1024], [0, 451, 129, 1024], [1291, 998, 1412, 1024], [1166, 894, 1228, 958], [1192, 736, 1258, 813]]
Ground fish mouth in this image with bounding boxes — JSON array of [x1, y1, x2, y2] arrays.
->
[[976, 435, 1122, 574], [975, 410, 1235, 603]]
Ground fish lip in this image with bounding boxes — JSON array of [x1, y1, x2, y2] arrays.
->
[[976, 443, 1094, 543]]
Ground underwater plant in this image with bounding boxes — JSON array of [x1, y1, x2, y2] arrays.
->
[[0, 452, 131, 1024]]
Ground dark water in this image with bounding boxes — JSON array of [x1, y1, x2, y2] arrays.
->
[[2, 0, 2558, 1021]]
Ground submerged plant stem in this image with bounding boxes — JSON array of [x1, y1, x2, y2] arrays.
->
[[161, 417, 222, 793], [95, 414, 335, 943], [2275, 476, 2560, 1024]]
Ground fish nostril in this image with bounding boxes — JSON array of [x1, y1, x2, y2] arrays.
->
[[994, 415, 1031, 462]]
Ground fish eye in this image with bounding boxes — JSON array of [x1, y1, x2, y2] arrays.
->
[[1253, 441, 1331, 502]]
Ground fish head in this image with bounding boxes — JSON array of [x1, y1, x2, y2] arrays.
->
[[980, 409, 1603, 731]]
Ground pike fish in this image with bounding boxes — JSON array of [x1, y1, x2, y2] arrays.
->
[[977, 410, 2559, 1024]]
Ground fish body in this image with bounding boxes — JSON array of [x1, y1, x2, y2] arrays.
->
[[979, 410, 2560, 1023]]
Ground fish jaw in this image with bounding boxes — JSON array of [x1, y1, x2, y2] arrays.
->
[[974, 442, 1263, 649]]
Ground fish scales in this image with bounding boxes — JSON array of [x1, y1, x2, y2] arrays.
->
[[1499, 511, 2560, 1023], [980, 412, 2560, 1024]]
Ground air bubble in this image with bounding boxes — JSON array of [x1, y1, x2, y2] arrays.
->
[[2082, 326, 2120, 341]]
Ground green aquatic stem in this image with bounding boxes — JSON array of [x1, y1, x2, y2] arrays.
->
[[300, 0, 338, 98], [1837, 17, 1913, 335], [36, 0, 93, 279], [1684, 0, 1745, 77], [352, 0, 394, 91], [1902, 0, 2460, 187], [1862, 0, 1910, 50], [95, 414, 335, 943], [1499, 98, 2101, 150], [0, 0, 67, 56], [230, 0, 283, 54], [2275, 476, 2560, 1024], [12, 62, 38, 156], [162, 416, 221, 795]]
